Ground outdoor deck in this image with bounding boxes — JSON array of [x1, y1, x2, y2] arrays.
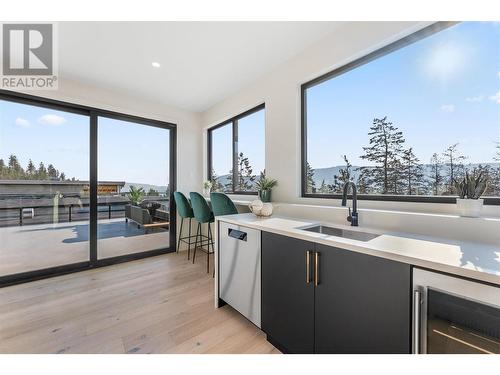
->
[[0, 218, 169, 276]]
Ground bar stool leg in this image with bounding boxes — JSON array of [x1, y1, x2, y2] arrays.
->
[[193, 222, 200, 264], [187, 217, 192, 260], [206, 223, 211, 273], [177, 217, 184, 253]]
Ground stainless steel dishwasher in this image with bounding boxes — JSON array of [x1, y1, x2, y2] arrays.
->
[[218, 221, 261, 328]]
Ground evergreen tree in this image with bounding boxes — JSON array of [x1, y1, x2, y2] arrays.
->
[[401, 148, 424, 195], [429, 153, 444, 195], [305, 162, 316, 193], [359, 117, 405, 194], [495, 142, 500, 162], [47, 164, 59, 179], [59, 172, 66, 181], [442, 143, 467, 193], [37, 162, 47, 180], [210, 169, 224, 192], [356, 168, 371, 194], [318, 179, 330, 194], [236, 152, 255, 191], [8, 154, 23, 178], [330, 155, 353, 193], [0, 158, 5, 178], [26, 159, 36, 178]]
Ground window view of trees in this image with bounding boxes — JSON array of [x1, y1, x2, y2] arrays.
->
[[306, 116, 500, 196], [209, 105, 265, 193], [0, 154, 75, 181], [304, 22, 499, 199]]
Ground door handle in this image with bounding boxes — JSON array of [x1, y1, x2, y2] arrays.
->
[[413, 289, 421, 354], [306, 251, 311, 284], [314, 251, 320, 287]]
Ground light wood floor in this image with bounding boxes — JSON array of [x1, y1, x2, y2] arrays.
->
[[0, 252, 279, 354]]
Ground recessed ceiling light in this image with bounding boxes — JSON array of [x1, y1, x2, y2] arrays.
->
[[152, 62, 161, 68]]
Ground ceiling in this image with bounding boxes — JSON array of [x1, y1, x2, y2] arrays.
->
[[58, 22, 343, 112]]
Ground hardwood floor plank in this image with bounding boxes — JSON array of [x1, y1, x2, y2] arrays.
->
[[0, 252, 279, 354]]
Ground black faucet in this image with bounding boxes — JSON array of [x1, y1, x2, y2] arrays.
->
[[341, 181, 358, 226]]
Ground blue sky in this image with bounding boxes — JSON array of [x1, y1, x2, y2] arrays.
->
[[211, 108, 265, 177], [0, 101, 170, 186], [307, 22, 500, 168]]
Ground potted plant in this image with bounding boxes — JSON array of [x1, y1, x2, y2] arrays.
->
[[256, 175, 278, 203], [203, 180, 213, 197], [454, 171, 488, 218], [127, 185, 145, 206]]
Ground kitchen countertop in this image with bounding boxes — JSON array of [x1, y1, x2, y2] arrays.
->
[[216, 213, 500, 286]]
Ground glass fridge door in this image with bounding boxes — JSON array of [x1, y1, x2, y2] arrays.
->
[[427, 288, 500, 354]]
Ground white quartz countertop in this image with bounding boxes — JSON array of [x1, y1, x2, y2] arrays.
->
[[216, 213, 500, 286]]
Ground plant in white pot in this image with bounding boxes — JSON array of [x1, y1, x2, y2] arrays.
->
[[202, 180, 213, 197], [454, 171, 488, 218]]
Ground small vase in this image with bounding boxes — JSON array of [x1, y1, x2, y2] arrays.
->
[[259, 189, 271, 202], [456, 198, 483, 218], [203, 188, 211, 198]]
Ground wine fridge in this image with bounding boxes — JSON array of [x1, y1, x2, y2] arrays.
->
[[412, 268, 500, 354]]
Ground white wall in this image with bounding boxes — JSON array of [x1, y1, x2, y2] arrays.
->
[[201, 21, 500, 242]]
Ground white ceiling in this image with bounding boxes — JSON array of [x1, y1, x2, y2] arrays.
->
[[59, 22, 342, 112]]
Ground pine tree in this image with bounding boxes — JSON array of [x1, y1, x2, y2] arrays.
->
[[305, 162, 316, 193], [26, 159, 36, 178], [37, 162, 47, 180], [47, 164, 59, 179], [359, 117, 405, 194], [8, 154, 23, 178], [236, 152, 255, 191], [442, 143, 467, 193], [0, 159, 5, 178], [210, 169, 224, 192], [429, 153, 443, 195], [330, 155, 353, 193], [356, 168, 371, 194], [401, 148, 424, 195], [59, 172, 66, 181], [318, 179, 330, 194]]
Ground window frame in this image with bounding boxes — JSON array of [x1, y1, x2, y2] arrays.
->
[[207, 103, 265, 195], [301, 21, 500, 206], [0, 89, 177, 287]]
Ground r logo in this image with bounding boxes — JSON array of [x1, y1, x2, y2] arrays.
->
[[2, 24, 53, 75]]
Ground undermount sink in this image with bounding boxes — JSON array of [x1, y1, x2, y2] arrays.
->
[[299, 225, 380, 242]]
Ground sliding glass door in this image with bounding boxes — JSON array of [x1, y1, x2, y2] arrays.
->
[[0, 99, 90, 276], [97, 116, 172, 259], [0, 93, 176, 286]]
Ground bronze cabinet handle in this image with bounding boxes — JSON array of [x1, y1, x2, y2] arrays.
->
[[306, 250, 311, 284], [314, 252, 319, 287]]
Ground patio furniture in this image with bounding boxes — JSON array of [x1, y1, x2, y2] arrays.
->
[[125, 204, 169, 233]]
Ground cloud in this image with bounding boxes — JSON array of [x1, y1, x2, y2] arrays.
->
[[15, 117, 31, 127], [465, 96, 483, 102], [37, 114, 67, 126], [489, 91, 500, 104], [440, 104, 455, 113]]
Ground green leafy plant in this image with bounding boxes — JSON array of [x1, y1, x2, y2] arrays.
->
[[127, 185, 145, 206], [256, 175, 278, 191], [454, 171, 488, 199]]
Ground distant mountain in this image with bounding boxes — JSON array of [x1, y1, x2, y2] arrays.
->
[[122, 182, 168, 193], [310, 163, 500, 187]]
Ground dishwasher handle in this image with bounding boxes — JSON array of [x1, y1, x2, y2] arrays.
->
[[228, 228, 248, 241]]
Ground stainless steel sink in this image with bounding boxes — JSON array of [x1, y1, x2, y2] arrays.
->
[[300, 225, 380, 242]]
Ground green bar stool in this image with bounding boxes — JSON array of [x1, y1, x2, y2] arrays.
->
[[173, 191, 196, 260], [210, 192, 238, 216], [189, 192, 215, 274]]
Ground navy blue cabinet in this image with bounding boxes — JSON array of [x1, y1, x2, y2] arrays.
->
[[261, 232, 411, 354]]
